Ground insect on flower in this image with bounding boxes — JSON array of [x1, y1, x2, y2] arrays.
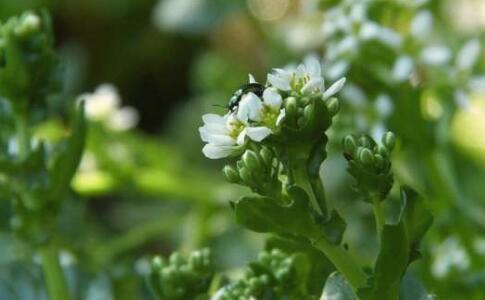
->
[[227, 82, 265, 112]]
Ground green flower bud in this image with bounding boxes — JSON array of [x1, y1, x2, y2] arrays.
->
[[169, 253, 185, 267], [15, 12, 41, 37], [376, 144, 389, 157], [382, 131, 396, 151], [343, 135, 357, 153], [259, 146, 273, 166], [239, 167, 254, 185], [284, 97, 297, 117], [152, 256, 165, 270], [358, 136, 372, 148], [373, 154, 385, 169], [359, 148, 373, 165], [222, 165, 240, 183], [326, 97, 340, 116], [242, 150, 261, 171], [299, 96, 310, 107]]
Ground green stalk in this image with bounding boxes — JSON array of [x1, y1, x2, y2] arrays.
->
[[14, 108, 30, 159], [293, 162, 325, 216], [40, 244, 70, 300], [312, 236, 367, 290], [291, 158, 366, 290], [372, 197, 385, 245]]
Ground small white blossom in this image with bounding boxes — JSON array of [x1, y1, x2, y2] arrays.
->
[[267, 55, 346, 98], [420, 45, 452, 65], [456, 39, 481, 71], [392, 56, 414, 82], [410, 10, 433, 41], [199, 113, 246, 159], [237, 88, 286, 134], [79, 84, 139, 131]]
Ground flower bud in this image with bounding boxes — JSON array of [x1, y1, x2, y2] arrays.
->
[[343, 135, 357, 153], [300, 96, 310, 107], [358, 136, 372, 148], [359, 148, 373, 165], [222, 165, 240, 183], [15, 13, 41, 37], [382, 131, 396, 151], [259, 146, 273, 166], [242, 150, 261, 171], [238, 167, 254, 185], [373, 154, 385, 169], [376, 144, 389, 157], [326, 97, 340, 116], [284, 97, 297, 117]]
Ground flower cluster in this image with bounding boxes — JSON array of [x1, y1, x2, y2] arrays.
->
[[199, 56, 345, 159]]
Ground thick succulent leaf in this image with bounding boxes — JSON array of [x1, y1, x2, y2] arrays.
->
[[358, 186, 433, 299], [400, 186, 433, 262], [358, 222, 408, 300], [233, 192, 314, 236], [320, 272, 356, 300]]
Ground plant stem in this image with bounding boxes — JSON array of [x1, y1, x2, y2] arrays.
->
[[292, 162, 325, 216], [15, 108, 30, 159], [40, 244, 70, 300], [312, 237, 367, 290], [372, 197, 385, 245]]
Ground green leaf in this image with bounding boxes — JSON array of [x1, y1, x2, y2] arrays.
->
[[358, 222, 408, 300], [358, 186, 433, 300], [320, 272, 356, 300], [400, 186, 433, 263], [307, 135, 328, 180], [233, 193, 315, 236], [315, 210, 347, 245], [48, 102, 86, 202]]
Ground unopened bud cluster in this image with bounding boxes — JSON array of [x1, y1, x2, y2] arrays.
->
[[343, 132, 396, 201], [223, 146, 280, 196], [213, 249, 307, 300], [149, 248, 213, 300]]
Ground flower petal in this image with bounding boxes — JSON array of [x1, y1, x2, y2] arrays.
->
[[237, 93, 263, 122], [248, 73, 257, 83], [236, 128, 247, 145], [202, 144, 237, 159], [202, 113, 226, 125], [323, 77, 346, 99], [262, 88, 282, 109], [268, 72, 291, 91], [246, 126, 272, 142], [303, 55, 321, 78], [301, 77, 323, 94]]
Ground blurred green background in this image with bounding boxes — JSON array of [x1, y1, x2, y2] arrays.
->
[[1, 0, 485, 299]]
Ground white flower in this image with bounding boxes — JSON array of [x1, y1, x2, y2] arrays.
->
[[79, 84, 139, 131], [199, 113, 245, 159], [392, 56, 414, 82], [420, 45, 452, 65], [456, 39, 481, 71], [237, 87, 286, 134], [107, 106, 140, 132], [81, 84, 121, 121], [410, 10, 433, 41], [267, 56, 346, 98]]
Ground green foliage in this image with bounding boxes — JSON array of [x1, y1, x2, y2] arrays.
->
[[358, 187, 433, 299]]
